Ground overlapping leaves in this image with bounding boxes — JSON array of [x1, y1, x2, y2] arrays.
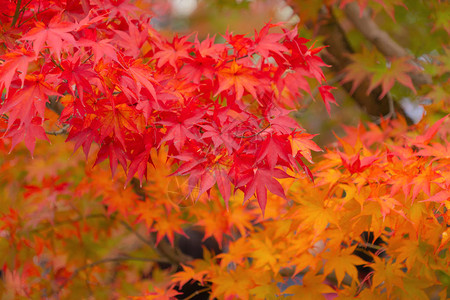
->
[[0, 2, 335, 212]]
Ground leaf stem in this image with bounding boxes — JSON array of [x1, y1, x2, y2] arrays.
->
[[11, 0, 22, 27], [184, 286, 211, 300], [45, 124, 70, 136], [234, 124, 270, 139], [82, 54, 94, 64], [120, 221, 193, 266], [50, 56, 64, 71]]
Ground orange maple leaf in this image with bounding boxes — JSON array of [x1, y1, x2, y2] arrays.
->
[[215, 61, 260, 100], [172, 264, 209, 287], [322, 246, 367, 286]]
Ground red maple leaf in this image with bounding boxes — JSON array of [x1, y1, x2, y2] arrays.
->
[[59, 55, 96, 103], [21, 14, 77, 60], [0, 48, 35, 96], [4, 117, 49, 156], [113, 21, 148, 57], [98, 102, 141, 148], [215, 169, 231, 208], [319, 85, 338, 115], [158, 107, 205, 152], [95, 138, 128, 177], [0, 74, 59, 130], [125, 59, 158, 101], [252, 23, 288, 59], [256, 134, 291, 170], [200, 108, 240, 153], [180, 55, 217, 84], [413, 114, 449, 145], [339, 152, 379, 174], [244, 167, 290, 214], [153, 34, 192, 70]]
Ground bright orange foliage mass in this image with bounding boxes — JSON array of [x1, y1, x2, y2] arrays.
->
[[0, 0, 449, 299]]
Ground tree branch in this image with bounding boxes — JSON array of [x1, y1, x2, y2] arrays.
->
[[233, 124, 270, 139], [279, 265, 354, 287], [46, 96, 65, 115], [57, 255, 167, 293], [27, 213, 107, 234], [154, 235, 193, 266], [184, 286, 212, 300], [315, 7, 413, 124], [119, 221, 193, 266], [46, 124, 69, 136], [11, 0, 22, 27], [343, 2, 432, 88]]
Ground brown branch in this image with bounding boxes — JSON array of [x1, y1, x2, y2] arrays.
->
[[314, 7, 413, 124], [27, 213, 107, 234], [11, 0, 22, 27], [46, 124, 69, 136], [154, 236, 193, 266], [57, 255, 166, 293], [343, 2, 432, 88], [184, 286, 211, 300], [279, 241, 386, 287], [120, 221, 193, 266], [46, 96, 65, 115], [125, 182, 194, 266], [233, 124, 270, 139], [279, 265, 353, 287], [45, 96, 68, 135], [119, 220, 156, 249]]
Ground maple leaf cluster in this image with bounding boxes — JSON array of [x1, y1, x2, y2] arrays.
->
[[1, 112, 448, 299], [0, 0, 335, 213], [167, 115, 450, 299], [1, 0, 449, 299]]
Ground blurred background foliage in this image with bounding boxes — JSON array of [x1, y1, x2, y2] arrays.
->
[[1, 1, 449, 298], [146, 0, 449, 146]]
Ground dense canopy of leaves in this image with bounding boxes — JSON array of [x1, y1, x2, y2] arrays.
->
[[0, 0, 449, 299]]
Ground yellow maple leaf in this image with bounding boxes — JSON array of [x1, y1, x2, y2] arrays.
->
[[171, 264, 208, 287], [322, 246, 366, 286], [283, 272, 336, 299], [371, 256, 405, 296], [210, 265, 254, 300]]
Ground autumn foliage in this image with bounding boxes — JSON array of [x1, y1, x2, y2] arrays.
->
[[0, 0, 449, 299]]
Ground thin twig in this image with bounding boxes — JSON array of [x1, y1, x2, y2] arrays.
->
[[45, 124, 70, 136], [57, 256, 166, 293], [184, 286, 211, 300], [358, 242, 384, 252], [17, 8, 50, 27], [119, 220, 155, 249], [234, 124, 270, 139], [224, 54, 249, 65], [11, 0, 22, 27], [120, 220, 193, 266], [82, 54, 94, 64], [294, 74, 344, 116], [27, 214, 107, 234], [50, 56, 64, 71], [279, 241, 386, 280]]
